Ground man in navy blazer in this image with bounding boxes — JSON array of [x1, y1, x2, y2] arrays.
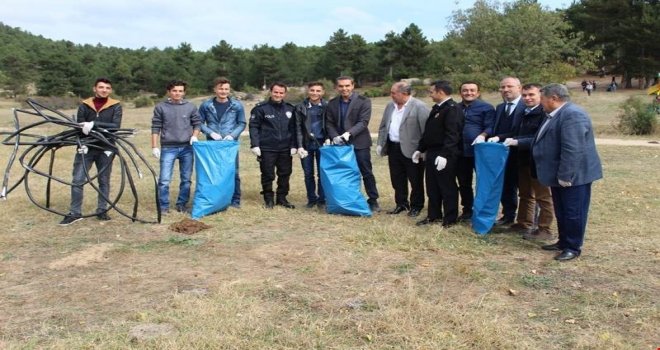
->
[[487, 77, 526, 226], [532, 83, 603, 261], [325, 76, 380, 212]]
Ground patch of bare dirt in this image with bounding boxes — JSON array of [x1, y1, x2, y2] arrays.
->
[[128, 323, 177, 343], [48, 243, 114, 270], [168, 218, 212, 235]]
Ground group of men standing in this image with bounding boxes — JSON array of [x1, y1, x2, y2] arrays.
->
[[60, 75, 602, 262], [376, 77, 602, 261]]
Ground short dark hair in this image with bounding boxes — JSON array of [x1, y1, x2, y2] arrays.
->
[[307, 81, 325, 89], [460, 81, 480, 91], [213, 77, 231, 87], [166, 79, 187, 91], [94, 77, 112, 87], [270, 82, 288, 92], [335, 76, 354, 85], [431, 80, 453, 95], [522, 83, 543, 91]]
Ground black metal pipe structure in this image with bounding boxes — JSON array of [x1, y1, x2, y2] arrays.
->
[[1, 99, 161, 224]]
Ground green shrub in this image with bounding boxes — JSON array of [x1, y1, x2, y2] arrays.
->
[[616, 97, 657, 135], [133, 96, 154, 108]]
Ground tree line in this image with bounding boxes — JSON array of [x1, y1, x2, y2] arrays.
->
[[0, 0, 657, 98]]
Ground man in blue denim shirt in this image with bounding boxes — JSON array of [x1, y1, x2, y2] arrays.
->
[[198, 77, 247, 208], [151, 80, 201, 214], [294, 81, 328, 208]]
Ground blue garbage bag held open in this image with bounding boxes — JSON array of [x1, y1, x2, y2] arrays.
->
[[472, 142, 509, 234], [191, 140, 239, 219], [319, 145, 372, 217]]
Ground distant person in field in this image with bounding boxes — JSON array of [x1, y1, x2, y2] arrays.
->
[[502, 83, 554, 240], [151, 80, 201, 214], [293, 81, 328, 209], [60, 77, 123, 226], [376, 81, 429, 218], [585, 81, 593, 96], [456, 81, 495, 222], [532, 83, 602, 261], [486, 77, 525, 226], [325, 76, 381, 212], [413, 80, 464, 227], [198, 77, 246, 208], [249, 82, 297, 209]]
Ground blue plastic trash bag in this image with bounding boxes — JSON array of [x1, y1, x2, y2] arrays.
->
[[191, 140, 239, 219], [319, 145, 372, 217], [472, 142, 509, 234]]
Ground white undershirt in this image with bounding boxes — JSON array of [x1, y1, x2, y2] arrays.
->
[[388, 99, 409, 142]]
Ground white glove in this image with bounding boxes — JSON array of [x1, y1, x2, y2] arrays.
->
[[435, 156, 447, 171], [503, 138, 518, 147], [323, 139, 331, 146], [487, 136, 500, 143], [411, 150, 422, 164], [190, 136, 199, 145], [81, 121, 94, 135], [210, 132, 221, 140], [332, 136, 345, 145], [290, 148, 297, 156], [376, 145, 383, 156], [77, 145, 89, 154], [223, 135, 234, 141], [298, 148, 308, 159], [341, 132, 351, 142], [251, 147, 261, 157], [152, 148, 160, 159], [558, 179, 572, 187], [472, 135, 485, 145]]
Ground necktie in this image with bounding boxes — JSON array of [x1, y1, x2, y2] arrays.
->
[[505, 102, 513, 116]]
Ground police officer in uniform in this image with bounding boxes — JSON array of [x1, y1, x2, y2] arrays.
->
[[249, 82, 297, 208]]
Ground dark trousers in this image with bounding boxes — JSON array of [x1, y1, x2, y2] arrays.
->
[[70, 149, 114, 216], [424, 152, 458, 224], [387, 141, 424, 210], [354, 147, 379, 203], [300, 148, 324, 204], [551, 183, 592, 254], [501, 153, 519, 220], [260, 150, 292, 201], [456, 155, 475, 215]]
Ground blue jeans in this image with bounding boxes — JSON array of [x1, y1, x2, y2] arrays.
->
[[300, 148, 324, 204], [158, 146, 193, 210], [70, 149, 114, 216]]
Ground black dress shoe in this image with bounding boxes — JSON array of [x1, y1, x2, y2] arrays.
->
[[264, 199, 275, 209], [542, 242, 562, 251], [416, 217, 440, 226], [369, 201, 381, 213], [554, 250, 579, 261], [442, 221, 457, 228], [457, 212, 472, 222], [407, 208, 421, 217], [387, 205, 410, 215], [495, 217, 514, 226], [277, 200, 295, 209]]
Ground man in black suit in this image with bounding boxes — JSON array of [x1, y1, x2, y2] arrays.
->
[[412, 80, 464, 227], [487, 76, 525, 225], [325, 76, 380, 212]]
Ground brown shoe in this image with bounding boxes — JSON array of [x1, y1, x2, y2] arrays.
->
[[509, 223, 530, 233], [523, 228, 555, 241]]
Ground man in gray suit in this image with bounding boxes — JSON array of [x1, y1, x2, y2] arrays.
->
[[325, 76, 380, 212], [532, 83, 603, 261], [376, 82, 430, 217]]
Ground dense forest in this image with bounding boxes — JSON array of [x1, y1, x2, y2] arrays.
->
[[0, 0, 658, 98]]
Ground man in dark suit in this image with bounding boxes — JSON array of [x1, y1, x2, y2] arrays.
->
[[376, 82, 430, 217], [413, 80, 464, 227], [532, 83, 603, 261], [487, 76, 525, 226], [325, 76, 380, 212], [503, 83, 554, 240]]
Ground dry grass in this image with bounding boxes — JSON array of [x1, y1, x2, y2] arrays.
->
[[0, 92, 658, 349]]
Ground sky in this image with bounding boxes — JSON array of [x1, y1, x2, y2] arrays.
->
[[1, 0, 572, 51]]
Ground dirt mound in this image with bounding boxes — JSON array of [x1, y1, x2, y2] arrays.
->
[[168, 218, 212, 235]]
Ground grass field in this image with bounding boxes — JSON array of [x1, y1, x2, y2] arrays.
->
[[0, 88, 658, 349]]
